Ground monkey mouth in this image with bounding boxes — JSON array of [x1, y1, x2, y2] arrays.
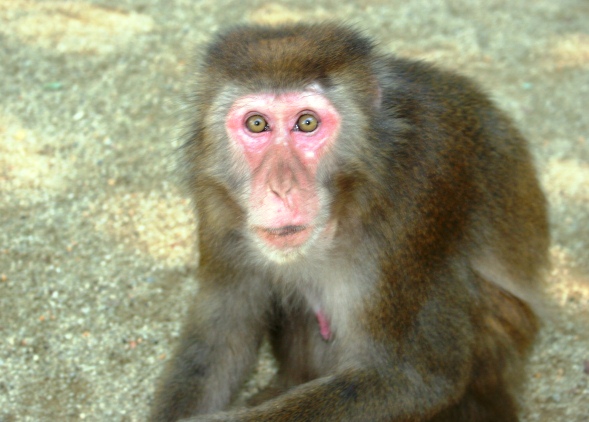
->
[[264, 225, 307, 236], [255, 225, 312, 249]]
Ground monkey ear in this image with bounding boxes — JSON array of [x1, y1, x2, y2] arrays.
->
[[373, 83, 383, 110]]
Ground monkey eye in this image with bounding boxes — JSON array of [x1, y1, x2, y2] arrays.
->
[[245, 115, 268, 133], [296, 114, 319, 132]]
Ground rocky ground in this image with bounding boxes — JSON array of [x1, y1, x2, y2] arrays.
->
[[0, 0, 587, 420]]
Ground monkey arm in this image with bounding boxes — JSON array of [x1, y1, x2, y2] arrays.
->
[[179, 282, 475, 422], [150, 275, 270, 422], [180, 361, 472, 422]]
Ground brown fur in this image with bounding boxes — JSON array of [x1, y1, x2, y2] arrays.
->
[[151, 23, 549, 421]]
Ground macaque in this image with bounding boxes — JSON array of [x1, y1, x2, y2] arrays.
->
[[151, 23, 548, 422]]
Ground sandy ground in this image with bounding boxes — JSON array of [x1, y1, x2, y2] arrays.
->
[[0, 0, 588, 420]]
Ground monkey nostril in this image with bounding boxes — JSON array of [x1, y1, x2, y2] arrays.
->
[[270, 185, 291, 199]]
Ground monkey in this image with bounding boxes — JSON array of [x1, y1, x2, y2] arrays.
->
[[150, 23, 549, 422]]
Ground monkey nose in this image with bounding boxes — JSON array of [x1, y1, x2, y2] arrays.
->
[[268, 165, 295, 201], [268, 177, 296, 210]]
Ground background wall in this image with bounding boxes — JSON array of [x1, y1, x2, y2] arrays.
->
[[0, 0, 587, 420]]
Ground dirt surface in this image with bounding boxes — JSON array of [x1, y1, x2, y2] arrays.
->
[[0, 0, 588, 421]]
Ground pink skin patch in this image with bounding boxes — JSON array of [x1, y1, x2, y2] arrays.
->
[[226, 91, 341, 250], [315, 310, 332, 341]]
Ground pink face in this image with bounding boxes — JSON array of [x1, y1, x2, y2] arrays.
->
[[225, 90, 341, 253]]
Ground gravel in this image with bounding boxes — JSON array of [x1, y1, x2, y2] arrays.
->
[[1, 1, 587, 420]]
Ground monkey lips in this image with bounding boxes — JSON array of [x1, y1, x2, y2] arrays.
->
[[255, 225, 312, 249]]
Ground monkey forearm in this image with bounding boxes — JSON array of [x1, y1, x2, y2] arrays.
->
[[151, 336, 261, 421], [179, 366, 468, 422], [151, 283, 268, 421]]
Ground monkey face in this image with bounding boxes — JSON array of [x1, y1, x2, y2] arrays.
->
[[224, 88, 341, 262]]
